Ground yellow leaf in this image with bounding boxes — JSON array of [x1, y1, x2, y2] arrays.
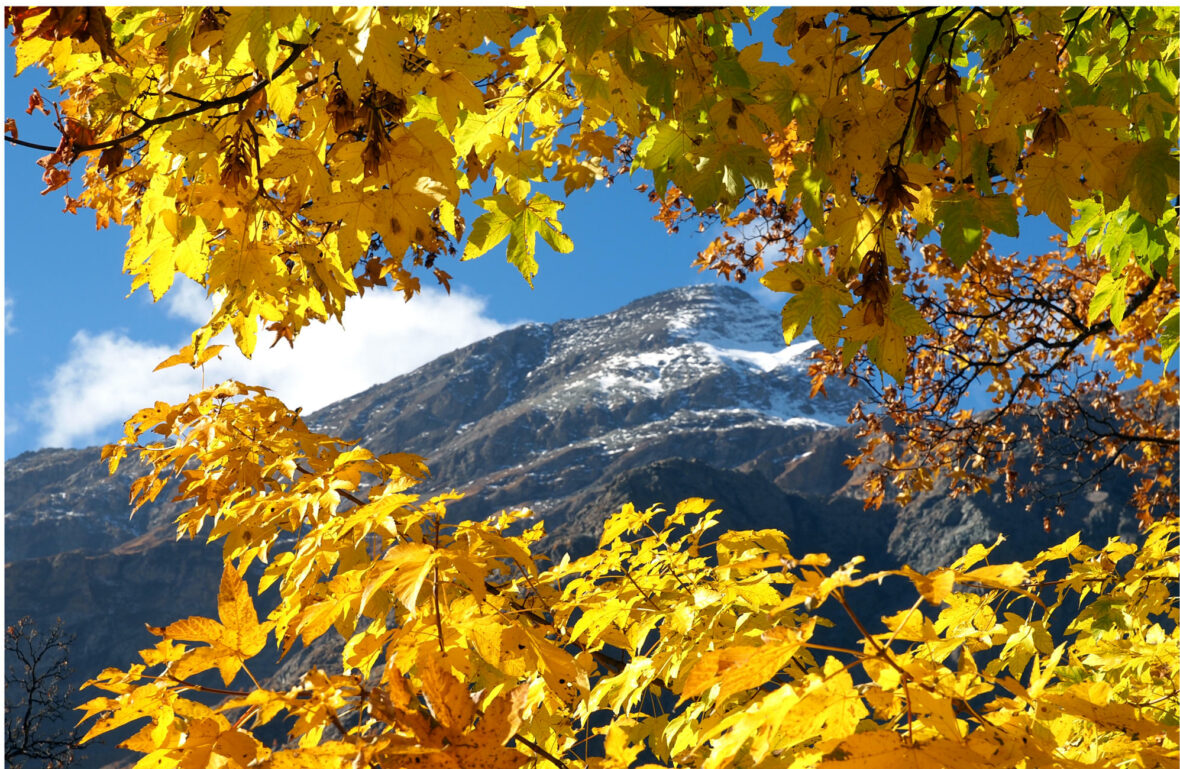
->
[[679, 619, 815, 704], [154, 343, 226, 372], [419, 655, 476, 732], [900, 566, 956, 606], [213, 728, 263, 768], [958, 562, 1028, 589], [361, 542, 437, 613], [161, 566, 268, 684]]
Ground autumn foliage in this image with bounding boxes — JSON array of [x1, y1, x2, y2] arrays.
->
[[87, 385, 1179, 768], [6, 6, 1179, 769]]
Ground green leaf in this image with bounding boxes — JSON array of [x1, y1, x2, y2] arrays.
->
[[1068, 198, 1104, 247], [461, 194, 573, 285], [713, 50, 751, 89], [1127, 138, 1177, 224], [788, 163, 827, 230], [888, 293, 934, 337], [559, 7, 610, 58], [935, 193, 1019, 267], [781, 288, 846, 349], [865, 327, 907, 385], [763, 257, 852, 349], [527, 194, 575, 256], [462, 195, 517, 261], [1159, 306, 1180, 368], [681, 145, 773, 214], [1088, 273, 1127, 330], [635, 53, 678, 111], [968, 140, 994, 196], [635, 121, 696, 195], [1126, 211, 1171, 277]]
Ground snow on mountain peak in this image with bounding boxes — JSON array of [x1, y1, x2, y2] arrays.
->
[[526, 285, 850, 428]]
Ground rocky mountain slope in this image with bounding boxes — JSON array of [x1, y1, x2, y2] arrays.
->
[[5, 284, 1141, 767]]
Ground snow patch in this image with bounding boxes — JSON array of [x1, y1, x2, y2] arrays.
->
[[695, 339, 819, 372]]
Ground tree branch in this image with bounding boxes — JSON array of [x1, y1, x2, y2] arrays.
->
[[6, 38, 312, 157], [513, 734, 569, 769]]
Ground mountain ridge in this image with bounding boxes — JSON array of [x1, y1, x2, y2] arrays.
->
[[4, 283, 1141, 768]]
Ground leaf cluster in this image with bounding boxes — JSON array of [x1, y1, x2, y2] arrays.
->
[[13, 8, 1174, 372], [82, 387, 1180, 769]]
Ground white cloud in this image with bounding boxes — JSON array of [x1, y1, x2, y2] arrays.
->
[[35, 332, 190, 448], [164, 279, 218, 324], [5, 295, 14, 333], [32, 288, 513, 449]]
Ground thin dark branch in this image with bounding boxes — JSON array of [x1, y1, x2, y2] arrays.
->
[[647, 7, 724, 20], [894, 11, 954, 161], [845, 9, 928, 77], [514, 734, 569, 769], [6, 37, 313, 157]]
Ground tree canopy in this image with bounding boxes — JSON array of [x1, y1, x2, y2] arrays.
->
[[6, 6, 1179, 769], [9, 6, 1177, 518]]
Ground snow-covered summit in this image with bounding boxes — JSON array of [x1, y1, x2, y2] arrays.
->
[[305, 282, 857, 514], [516, 283, 847, 426]]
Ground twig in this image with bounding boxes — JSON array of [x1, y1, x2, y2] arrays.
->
[[893, 12, 953, 162], [513, 734, 569, 769], [6, 37, 313, 155]]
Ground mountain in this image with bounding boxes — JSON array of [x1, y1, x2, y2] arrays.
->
[[305, 285, 856, 539], [4, 284, 1141, 767]]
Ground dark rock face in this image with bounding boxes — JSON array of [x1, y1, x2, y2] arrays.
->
[[309, 285, 857, 525], [4, 284, 1141, 768]]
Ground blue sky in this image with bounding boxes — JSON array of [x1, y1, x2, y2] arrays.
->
[[4, 43, 743, 458], [2, 16, 1075, 460]]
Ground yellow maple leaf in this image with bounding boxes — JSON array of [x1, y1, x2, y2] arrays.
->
[[898, 566, 956, 606], [160, 565, 269, 684]]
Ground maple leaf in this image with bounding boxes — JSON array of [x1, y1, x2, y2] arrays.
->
[[934, 192, 1019, 267], [635, 121, 698, 196], [1125, 137, 1178, 224], [462, 193, 573, 285], [844, 290, 933, 384], [1021, 155, 1087, 231], [762, 254, 852, 349], [1088, 273, 1129, 330], [158, 565, 269, 684]]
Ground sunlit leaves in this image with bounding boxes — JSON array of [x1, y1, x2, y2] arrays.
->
[[150, 566, 268, 684], [79, 384, 1180, 768], [9, 7, 1177, 389], [462, 193, 573, 285], [935, 193, 1019, 267]]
